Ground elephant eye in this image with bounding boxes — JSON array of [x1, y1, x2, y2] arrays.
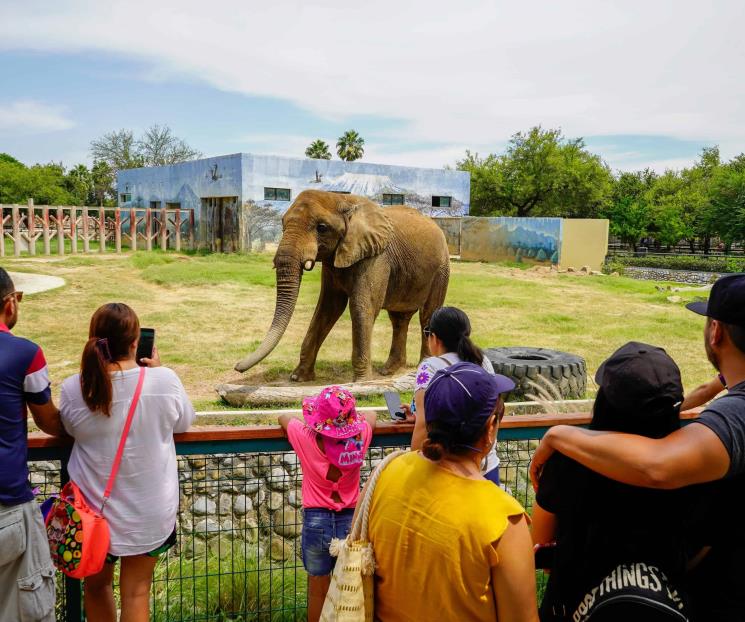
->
[[316, 222, 329, 233]]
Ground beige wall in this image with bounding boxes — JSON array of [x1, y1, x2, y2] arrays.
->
[[559, 219, 609, 271]]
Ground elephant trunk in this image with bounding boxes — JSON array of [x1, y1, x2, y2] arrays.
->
[[234, 252, 303, 373]]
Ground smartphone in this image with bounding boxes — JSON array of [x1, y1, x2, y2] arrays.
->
[[384, 391, 406, 421], [136, 328, 155, 366]]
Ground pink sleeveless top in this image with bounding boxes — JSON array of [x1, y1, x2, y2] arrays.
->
[[287, 418, 373, 510]]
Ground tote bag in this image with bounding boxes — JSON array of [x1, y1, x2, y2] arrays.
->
[[320, 449, 406, 622]]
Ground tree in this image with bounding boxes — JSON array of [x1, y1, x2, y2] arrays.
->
[[91, 161, 115, 206], [65, 164, 93, 205], [709, 167, 745, 249], [336, 130, 365, 162], [138, 124, 202, 166], [456, 126, 613, 218], [0, 159, 74, 205], [90, 129, 143, 172], [90, 125, 200, 171], [243, 201, 281, 252], [305, 139, 332, 160], [604, 170, 656, 250]]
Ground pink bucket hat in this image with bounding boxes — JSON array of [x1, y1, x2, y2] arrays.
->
[[302, 386, 365, 439]]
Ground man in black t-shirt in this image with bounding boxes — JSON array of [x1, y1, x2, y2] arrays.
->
[[530, 273, 745, 621]]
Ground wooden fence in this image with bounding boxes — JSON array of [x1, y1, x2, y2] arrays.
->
[[1, 200, 196, 257]]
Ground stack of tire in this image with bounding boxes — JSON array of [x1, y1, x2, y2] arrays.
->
[[484, 347, 587, 401]]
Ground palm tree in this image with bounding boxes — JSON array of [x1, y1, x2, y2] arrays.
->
[[336, 130, 365, 162], [305, 139, 332, 160]]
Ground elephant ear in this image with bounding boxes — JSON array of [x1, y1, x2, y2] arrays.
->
[[334, 199, 394, 268]]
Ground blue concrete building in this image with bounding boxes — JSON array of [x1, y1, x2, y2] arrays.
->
[[117, 153, 470, 251]]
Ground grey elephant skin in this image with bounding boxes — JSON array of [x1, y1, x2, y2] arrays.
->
[[235, 190, 450, 381]]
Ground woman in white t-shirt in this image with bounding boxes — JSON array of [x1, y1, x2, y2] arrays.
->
[[400, 306, 503, 484], [59, 303, 195, 622]]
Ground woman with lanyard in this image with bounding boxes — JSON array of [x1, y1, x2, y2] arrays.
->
[[398, 306, 502, 484]]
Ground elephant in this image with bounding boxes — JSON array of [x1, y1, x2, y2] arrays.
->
[[234, 189, 450, 382]]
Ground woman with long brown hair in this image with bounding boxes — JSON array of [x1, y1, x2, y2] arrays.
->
[[59, 303, 195, 622]]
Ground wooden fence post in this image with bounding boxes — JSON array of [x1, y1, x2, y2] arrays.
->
[[12, 206, 21, 257], [174, 208, 181, 252], [27, 199, 35, 256], [42, 207, 51, 255], [130, 208, 137, 251], [160, 209, 167, 251], [145, 208, 152, 251], [99, 207, 106, 253], [70, 206, 77, 254], [82, 207, 90, 252], [56, 208, 65, 256], [189, 210, 195, 250], [115, 208, 121, 253]]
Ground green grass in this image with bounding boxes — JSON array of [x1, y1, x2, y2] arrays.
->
[[1, 251, 716, 410]]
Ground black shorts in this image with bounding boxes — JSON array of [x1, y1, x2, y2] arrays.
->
[[105, 528, 177, 564]]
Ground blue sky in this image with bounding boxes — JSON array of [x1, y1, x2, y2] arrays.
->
[[1, 1, 743, 173]]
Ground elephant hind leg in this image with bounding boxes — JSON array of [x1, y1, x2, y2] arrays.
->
[[380, 310, 416, 376], [418, 264, 450, 362]]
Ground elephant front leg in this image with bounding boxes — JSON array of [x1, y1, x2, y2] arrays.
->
[[290, 279, 348, 382], [380, 310, 415, 376], [349, 299, 380, 382]]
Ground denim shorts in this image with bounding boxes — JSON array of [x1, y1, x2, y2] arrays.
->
[[301, 508, 354, 576]]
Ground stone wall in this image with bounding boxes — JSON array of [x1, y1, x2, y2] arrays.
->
[[622, 266, 722, 284]]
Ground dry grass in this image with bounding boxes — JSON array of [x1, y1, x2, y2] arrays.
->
[[3, 251, 714, 410]]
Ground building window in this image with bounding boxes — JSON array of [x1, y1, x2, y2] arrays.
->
[[150, 201, 161, 209], [165, 202, 181, 210], [432, 196, 452, 208], [264, 187, 291, 201], [382, 194, 404, 205], [120, 193, 132, 203]]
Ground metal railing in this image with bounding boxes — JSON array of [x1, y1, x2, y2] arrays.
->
[[29, 412, 698, 621]]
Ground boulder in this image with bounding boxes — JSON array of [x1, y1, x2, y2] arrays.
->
[[233, 495, 254, 516], [191, 497, 216, 516]]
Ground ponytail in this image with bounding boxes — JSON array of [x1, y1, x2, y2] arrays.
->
[[429, 306, 484, 365], [79, 303, 140, 417], [80, 337, 114, 416]]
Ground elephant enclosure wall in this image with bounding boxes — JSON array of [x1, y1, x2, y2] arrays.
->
[[433, 216, 609, 271]]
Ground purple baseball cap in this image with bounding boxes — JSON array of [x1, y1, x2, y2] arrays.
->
[[424, 362, 515, 430]]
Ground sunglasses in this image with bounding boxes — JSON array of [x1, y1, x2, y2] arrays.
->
[[3, 291, 23, 303], [423, 326, 433, 338]]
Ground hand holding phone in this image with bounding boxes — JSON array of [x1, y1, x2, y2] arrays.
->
[[384, 391, 407, 422], [136, 328, 156, 367]]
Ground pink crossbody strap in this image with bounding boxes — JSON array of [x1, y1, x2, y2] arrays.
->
[[100, 366, 146, 513]]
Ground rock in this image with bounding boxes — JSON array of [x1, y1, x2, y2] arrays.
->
[[33, 461, 58, 472], [610, 272, 620, 277], [272, 507, 302, 538], [233, 495, 254, 516], [590, 270, 603, 276], [184, 538, 206, 558], [217, 493, 233, 516], [218, 482, 241, 494], [280, 452, 297, 469], [287, 489, 303, 509], [208, 535, 234, 557], [188, 457, 207, 469], [266, 466, 290, 491], [270, 537, 294, 561], [193, 518, 220, 539], [192, 470, 206, 482], [192, 497, 216, 516], [581, 265, 591, 273], [667, 295, 682, 303], [242, 480, 261, 494], [267, 492, 284, 511], [566, 266, 577, 273]]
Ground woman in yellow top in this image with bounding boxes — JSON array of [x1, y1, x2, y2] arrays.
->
[[368, 362, 539, 621]]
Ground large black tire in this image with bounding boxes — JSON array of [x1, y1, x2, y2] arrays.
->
[[483, 347, 587, 400]]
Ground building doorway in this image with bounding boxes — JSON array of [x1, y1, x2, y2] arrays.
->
[[201, 196, 239, 252]]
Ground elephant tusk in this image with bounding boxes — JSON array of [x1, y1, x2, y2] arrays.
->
[[304, 260, 315, 271]]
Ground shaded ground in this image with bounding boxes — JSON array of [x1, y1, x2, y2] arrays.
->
[[2, 251, 714, 410]]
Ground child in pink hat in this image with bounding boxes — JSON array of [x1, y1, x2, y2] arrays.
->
[[279, 386, 376, 622]]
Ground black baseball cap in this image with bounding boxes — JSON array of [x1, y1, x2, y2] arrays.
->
[[595, 342, 683, 415], [686, 273, 745, 326]]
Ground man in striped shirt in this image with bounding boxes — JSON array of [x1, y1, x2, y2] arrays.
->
[[0, 267, 62, 621]]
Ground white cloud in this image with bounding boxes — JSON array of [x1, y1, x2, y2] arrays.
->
[[1, 0, 744, 159], [0, 100, 74, 133]]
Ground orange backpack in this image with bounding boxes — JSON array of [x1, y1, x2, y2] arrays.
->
[[45, 367, 145, 578]]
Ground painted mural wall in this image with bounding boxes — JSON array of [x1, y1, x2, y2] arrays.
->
[[242, 154, 470, 215], [459, 217, 562, 265]]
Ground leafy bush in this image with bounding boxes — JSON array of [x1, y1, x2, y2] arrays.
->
[[608, 254, 745, 273]]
